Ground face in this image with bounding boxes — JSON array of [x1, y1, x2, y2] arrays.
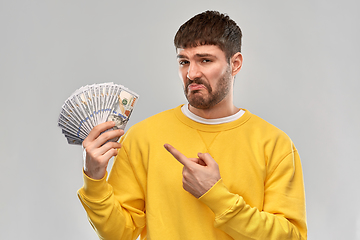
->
[[177, 45, 233, 109]]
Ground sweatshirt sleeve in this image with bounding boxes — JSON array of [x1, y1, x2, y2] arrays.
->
[[199, 149, 307, 240], [77, 145, 146, 240]]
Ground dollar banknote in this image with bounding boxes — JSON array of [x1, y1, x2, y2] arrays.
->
[[57, 83, 139, 145]]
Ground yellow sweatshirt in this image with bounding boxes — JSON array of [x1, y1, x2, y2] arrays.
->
[[78, 105, 307, 240]]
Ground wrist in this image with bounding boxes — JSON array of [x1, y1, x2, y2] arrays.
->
[[84, 165, 106, 180], [199, 179, 243, 216], [82, 147, 106, 180]]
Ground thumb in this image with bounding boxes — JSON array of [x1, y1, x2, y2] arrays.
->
[[188, 157, 206, 166], [197, 152, 217, 167]]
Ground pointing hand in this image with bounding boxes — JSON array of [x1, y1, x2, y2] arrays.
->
[[164, 144, 221, 198]]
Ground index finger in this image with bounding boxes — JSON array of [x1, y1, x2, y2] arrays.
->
[[84, 121, 116, 143], [164, 144, 192, 167]]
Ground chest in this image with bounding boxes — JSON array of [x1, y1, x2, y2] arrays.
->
[[145, 130, 267, 210]]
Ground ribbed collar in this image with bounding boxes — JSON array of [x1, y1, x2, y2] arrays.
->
[[174, 105, 252, 132], [181, 103, 245, 125]]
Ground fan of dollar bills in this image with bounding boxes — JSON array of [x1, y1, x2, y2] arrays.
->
[[57, 82, 139, 145]]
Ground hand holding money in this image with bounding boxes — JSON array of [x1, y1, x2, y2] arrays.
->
[[57, 83, 139, 178], [57, 82, 139, 145], [82, 121, 124, 180]]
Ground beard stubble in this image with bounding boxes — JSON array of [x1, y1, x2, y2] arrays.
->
[[184, 67, 232, 109]]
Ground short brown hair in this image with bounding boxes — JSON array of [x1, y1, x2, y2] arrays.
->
[[174, 11, 242, 60]]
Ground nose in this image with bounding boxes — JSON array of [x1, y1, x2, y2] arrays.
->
[[187, 62, 202, 80]]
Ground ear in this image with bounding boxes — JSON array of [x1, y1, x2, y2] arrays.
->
[[230, 52, 243, 76]]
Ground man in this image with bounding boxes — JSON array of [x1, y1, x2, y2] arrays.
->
[[78, 11, 307, 240]]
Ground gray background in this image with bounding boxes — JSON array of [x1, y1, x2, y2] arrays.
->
[[1, 0, 359, 239]]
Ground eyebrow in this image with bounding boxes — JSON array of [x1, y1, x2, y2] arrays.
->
[[177, 53, 217, 59]]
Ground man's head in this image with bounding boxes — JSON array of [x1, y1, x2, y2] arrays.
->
[[174, 11, 243, 114], [174, 10, 242, 62]]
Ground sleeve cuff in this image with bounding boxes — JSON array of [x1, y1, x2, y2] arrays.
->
[[199, 179, 244, 217], [79, 170, 113, 200]]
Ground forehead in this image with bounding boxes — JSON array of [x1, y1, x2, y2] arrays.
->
[[176, 45, 226, 59]]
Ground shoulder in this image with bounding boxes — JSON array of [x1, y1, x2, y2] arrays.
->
[[246, 111, 296, 152], [120, 106, 180, 142], [133, 107, 178, 129], [245, 111, 299, 168], [247, 111, 290, 140]]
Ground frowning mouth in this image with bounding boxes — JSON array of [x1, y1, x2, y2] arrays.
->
[[188, 83, 206, 91]]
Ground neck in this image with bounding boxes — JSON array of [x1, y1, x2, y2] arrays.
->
[[188, 95, 238, 119]]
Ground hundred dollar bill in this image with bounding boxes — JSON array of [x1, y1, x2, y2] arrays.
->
[[69, 95, 92, 135], [64, 99, 91, 135], [107, 87, 138, 130], [58, 113, 86, 139]]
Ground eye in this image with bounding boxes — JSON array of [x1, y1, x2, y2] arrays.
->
[[202, 59, 211, 63], [179, 60, 189, 66]]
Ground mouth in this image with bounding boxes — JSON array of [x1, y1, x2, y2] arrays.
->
[[188, 83, 206, 92]]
